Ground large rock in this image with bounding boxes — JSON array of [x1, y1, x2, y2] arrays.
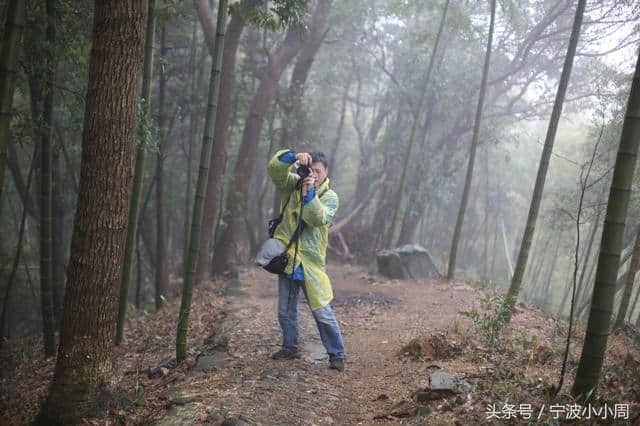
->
[[376, 244, 440, 279]]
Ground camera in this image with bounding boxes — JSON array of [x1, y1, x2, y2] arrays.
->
[[296, 164, 311, 178]]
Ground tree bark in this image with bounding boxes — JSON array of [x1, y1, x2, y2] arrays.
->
[[116, 0, 156, 345], [0, 0, 26, 208], [505, 0, 587, 319], [36, 1, 146, 422], [447, 0, 494, 278], [572, 48, 640, 398]]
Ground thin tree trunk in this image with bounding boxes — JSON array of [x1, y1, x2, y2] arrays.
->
[[0, 147, 36, 347], [183, 20, 198, 276], [176, 0, 228, 363], [447, 0, 494, 278], [329, 76, 351, 168], [387, 0, 449, 249], [116, 0, 156, 345], [505, 0, 587, 319], [155, 23, 168, 311], [572, 49, 640, 398], [0, 0, 26, 207], [52, 145, 64, 326], [135, 230, 142, 309], [36, 1, 146, 422], [540, 234, 561, 304], [614, 226, 640, 328], [559, 210, 602, 316], [38, 0, 57, 357], [196, 0, 259, 283]]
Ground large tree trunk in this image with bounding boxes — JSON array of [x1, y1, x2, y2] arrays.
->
[[505, 0, 587, 319], [572, 49, 640, 398], [116, 0, 156, 345], [38, 0, 57, 357], [195, 0, 260, 284], [36, 1, 146, 422], [446, 0, 494, 278], [213, 3, 329, 272], [155, 23, 169, 311], [0, 0, 26, 208], [176, 0, 229, 363]]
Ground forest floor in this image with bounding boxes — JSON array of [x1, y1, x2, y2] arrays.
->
[[1, 262, 640, 425]]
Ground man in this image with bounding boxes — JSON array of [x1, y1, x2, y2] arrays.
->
[[267, 149, 346, 371]]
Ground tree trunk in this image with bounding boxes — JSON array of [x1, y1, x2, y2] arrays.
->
[[0, 147, 36, 347], [0, 0, 26, 208], [446, 0, 494, 278], [176, 0, 229, 363], [540, 234, 561, 304], [52, 145, 65, 326], [572, 49, 640, 398], [328, 76, 351, 168], [614, 226, 640, 328], [387, 0, 449, 249], [196, 0, 260, 283], [116, 0, 156, 345], [283, 0, 333, 149], [183, 20, 198, 277], [36, 1, 146, 422], [38, 0, 57, 357], [559, 209, 602, 317], [155, 23, 168, 311], [213, 6, 325, 272], [505, 0, 587, 319]]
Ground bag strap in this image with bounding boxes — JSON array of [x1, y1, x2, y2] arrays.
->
[[282, 186, 331, 250]]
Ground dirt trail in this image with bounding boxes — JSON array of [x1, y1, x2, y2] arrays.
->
[[158, 263, 479, 425]]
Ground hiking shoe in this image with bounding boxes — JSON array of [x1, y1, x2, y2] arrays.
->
[[329, 358, 345, 371], [271, 349, 300, 360]]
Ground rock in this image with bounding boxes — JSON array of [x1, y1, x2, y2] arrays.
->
[[376, 244, 440, 279], [430, 371, 456, 390], [193, 351, 230, 372]]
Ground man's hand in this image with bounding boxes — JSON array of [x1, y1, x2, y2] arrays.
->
[[295, 152, 312, 166], [301, 176, 315, 197]]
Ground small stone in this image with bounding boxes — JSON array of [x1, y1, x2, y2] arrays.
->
[[429, 371, 457, 391]]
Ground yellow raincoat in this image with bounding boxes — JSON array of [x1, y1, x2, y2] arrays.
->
[[268, 149, 339, 310]]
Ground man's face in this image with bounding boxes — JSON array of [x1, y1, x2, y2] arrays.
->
[[310, 162, 328, 187]]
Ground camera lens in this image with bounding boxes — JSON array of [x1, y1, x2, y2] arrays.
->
[[297, 165, 310, 178]]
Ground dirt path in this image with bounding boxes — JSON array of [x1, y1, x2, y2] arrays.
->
[[157, 264, 480, 425]]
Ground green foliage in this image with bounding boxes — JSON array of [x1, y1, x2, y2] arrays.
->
[[234, 0, 308, 31], [459, 294, 513, 347]]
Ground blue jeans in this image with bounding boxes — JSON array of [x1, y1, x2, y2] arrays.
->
[[277, 274, 346, 360]]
